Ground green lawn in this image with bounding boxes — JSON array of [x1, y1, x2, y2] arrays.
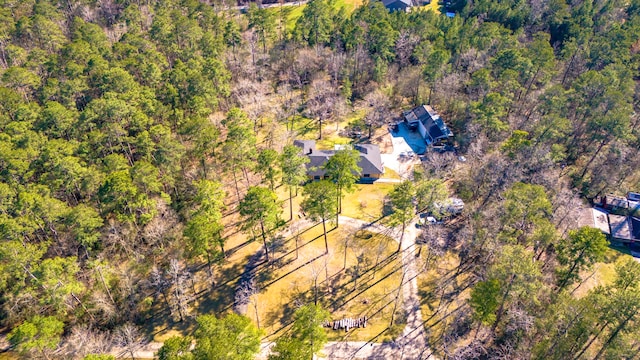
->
[[342, 183, 395, 222], [419, 0, 442, 14], [572, 246, 634, 298], [269, 0, 365, 34]]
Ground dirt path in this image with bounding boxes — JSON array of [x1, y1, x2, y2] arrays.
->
[[321, 216, 434, 360]]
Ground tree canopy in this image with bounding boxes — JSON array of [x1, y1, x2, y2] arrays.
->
[[1, 0, 640, 356]]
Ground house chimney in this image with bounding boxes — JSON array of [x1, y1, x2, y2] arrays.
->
[[308, 148, 312, 154]]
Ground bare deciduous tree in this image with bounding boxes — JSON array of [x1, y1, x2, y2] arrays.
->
[[421, 152, 456, 178], [60, 324, 113, 359], [235, 278, 261, 329], [149, 266, 170, 308], [167, 259, 193, 322], [303, 249, 328, 306], [142, 199, 180, 249], [395, 31, 419, 69], [306, 78, 344, 139], [114, 324, 144, 360], [359, 90, 393, 139]]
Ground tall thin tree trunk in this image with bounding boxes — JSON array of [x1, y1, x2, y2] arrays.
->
[[233, 169, 241, 204], [260, 221, 269, 262], [242, 167, 250, 187], [289, 186, 294, 221], [562, 50, 578, 86], [474, 321, 482, 340], [390, 268, 406, 327], [491, 275, 515, 333], [572, 320, 611, 360], [579, 138, 608, 181], [96, 266, 116, 305], [521, 68, 540, 104], [543, 306, 588, 358], [322, 218, 328, 254], [343, 237, 349, 270], [397, 222, 405, 253], [557, 247, 587, 291], [207, 253, 215, 286], [314, 277, 318, 305]]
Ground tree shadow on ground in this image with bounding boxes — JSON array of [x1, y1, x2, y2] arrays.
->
[[196, 261, 246, 314]]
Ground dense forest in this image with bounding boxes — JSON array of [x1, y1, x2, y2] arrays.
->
[[1, 0, 640, 358]]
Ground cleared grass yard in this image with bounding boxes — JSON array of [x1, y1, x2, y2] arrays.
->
[[572, 246, 635, 298], [271, 0, 365, 34], [145, 109, 395, 343], [341, 183, 394, 222], [383, 167, 401, 179], [247, 222, 405, 343], [419, 0, 442, 14]]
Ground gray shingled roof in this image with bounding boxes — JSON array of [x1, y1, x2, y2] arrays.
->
[[293, 140, 316, 155], [294, 141, 384, 178], [381, 0, 412, 9], [354, 144, 384, 176], [610, 214, 633, 241], [307, 152, 333, 177]]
